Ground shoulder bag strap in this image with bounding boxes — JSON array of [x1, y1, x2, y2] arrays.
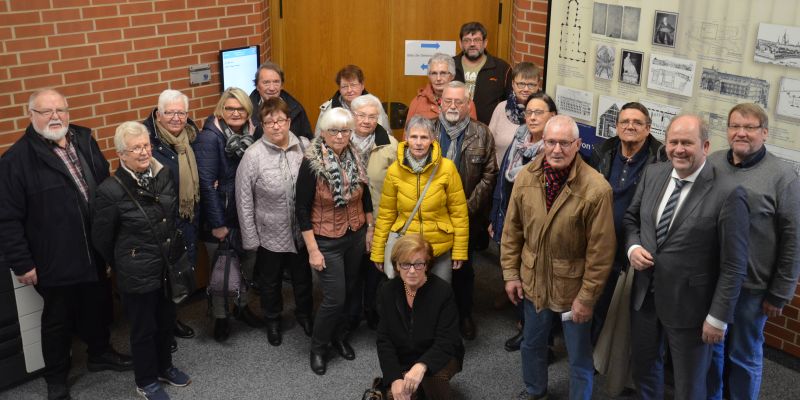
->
[[399, 161, 440, 235], [111, 175, 171, 266]]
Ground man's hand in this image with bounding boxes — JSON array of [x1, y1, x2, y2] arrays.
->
[[629, 247, 655, 271], [571, 298, 593, 324], [505, 280, 524, 305], [17, 268, 37, 286], [762, 300, 783, 318], [702, 321, 725, 344]]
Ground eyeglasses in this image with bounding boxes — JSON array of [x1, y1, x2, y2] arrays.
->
[[428, 71, 452, 78], [354, 112, 379, 122], [31, 108, 69, 118], [441, 98, 466, 107], [263, 118, 289, 127], [461, 38, 485, 44], [398, 262, 427, 271], [162, 111, 188, 119], [727, 124, 762, 133], [123, 144, 152, 155], [224, 106, 246, 115], [523, 109, 550, 118], [339, 83, 363, 91], [544, 139, 578, 149], [514, 81, 539, 90], [325, 128, 352, 137], [618, 119, 647, 128]]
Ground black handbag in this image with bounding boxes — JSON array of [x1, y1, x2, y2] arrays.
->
[[112, 175, 196, 304]]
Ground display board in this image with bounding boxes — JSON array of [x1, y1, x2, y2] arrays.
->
[[545, 0, 800, 168]]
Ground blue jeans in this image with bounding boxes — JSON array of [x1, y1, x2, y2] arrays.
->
[[522, 299, 593, 399], [707, 290, 768, 400]]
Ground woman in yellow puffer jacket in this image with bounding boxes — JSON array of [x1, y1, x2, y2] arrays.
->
[[370, 116, 469, 283]]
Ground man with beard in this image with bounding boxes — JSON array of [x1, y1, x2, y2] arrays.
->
[[432, 81, 498, 340], [0, 89, 133, 400], [453, 21, 512, 125]]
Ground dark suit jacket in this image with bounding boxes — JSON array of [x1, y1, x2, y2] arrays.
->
[[623, 161, 749, 329]]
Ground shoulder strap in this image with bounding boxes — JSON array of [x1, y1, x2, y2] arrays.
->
[[399, 161, 440, 235], [111, 175, 170, 266]]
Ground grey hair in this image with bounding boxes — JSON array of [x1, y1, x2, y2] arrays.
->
[[114, 121, 150, 153], [405, 115, 435, 138], [350, 94, 383, 112], [665, 113, 709, 142], [428, 53, 456, 76], [317, 107, 355, 131], [28, 88, 67, 111], [157, 89, 189, 113], [443, 81, 469, 101], [543, 115, 580, 140]]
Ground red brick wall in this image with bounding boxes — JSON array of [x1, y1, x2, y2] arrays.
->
[[764, 287, 800, 357], [0, 0, 270, 167]]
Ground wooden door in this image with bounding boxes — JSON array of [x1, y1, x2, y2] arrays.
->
[[270, 0, 508, 136]]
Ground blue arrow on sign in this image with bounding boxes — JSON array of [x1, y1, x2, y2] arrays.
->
[[421, 42, 440, 49], [421, 64, 428, 70]]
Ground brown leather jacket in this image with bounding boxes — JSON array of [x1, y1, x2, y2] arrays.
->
[[310, 177, 366, 238]]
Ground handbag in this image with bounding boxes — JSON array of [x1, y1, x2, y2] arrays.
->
[[111, 175, 196, 304], [361, 377, 384, 400], [383, 162, 439, 279], [208, 238, 246, 311]]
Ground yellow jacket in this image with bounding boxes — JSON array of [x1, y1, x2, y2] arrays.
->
[[371, 141, 469, 262]]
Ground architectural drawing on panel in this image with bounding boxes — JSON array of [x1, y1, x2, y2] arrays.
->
[[596, 96, 626, 139], [755, 23, 800, 69], [647, 54, 696, 97], [591, 2, 640, 41], [559, 0, 587, 63], [777, 77, 800, 120], [766, 145, 800, 175], [686, 20, 744, 61], [699, 66, 769, 108], [700, 111, 730, 137], [595, 44, 615, 80], [641, 100, 680, 141], [556, 85, 593, 122]]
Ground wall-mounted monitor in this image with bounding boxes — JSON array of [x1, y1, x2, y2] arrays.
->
[[219, 45, 260, 95]]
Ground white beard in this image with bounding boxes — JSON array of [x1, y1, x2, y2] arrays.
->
[[35, 124, 68, 142], [445, 110, 461, 123]]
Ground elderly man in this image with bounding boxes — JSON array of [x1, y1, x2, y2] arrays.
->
[[315, 64, 390, 135], [406, 53, 477, 124], [588, 102, 666, 344], [453, 21, 511, 125], [502, 115, 615, 400], [142, 89, 201, 346], [706, 104, 800, 400], [625, 114, 749, 400], [0, 89, 132, 400], [249, 61, 313, 139], [432, 81, 498, 340]]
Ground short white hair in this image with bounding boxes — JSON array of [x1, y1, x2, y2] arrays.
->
[[317, 107, 355, 131], [443, 81, 469, 101], [428, 53, 455, 75], [543, 115, 579, 140], [350, 94, 382, 112], [157, 89, 189, 113], [114, 121, 150, 153], [28, 88, 67, 111]]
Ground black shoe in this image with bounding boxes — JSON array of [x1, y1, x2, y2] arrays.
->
[[235, 306, 266, 328], [174, 319, 195, 339], [214, 318, 230, 342], [460, 317, 476, 340], [267, 320, 282, 346], [365, 309, 379, 330], [47, 383, 71, 400], [87, 348, 134, 372], [169, 339, 178, 353], [310, 351, 326, 375], [333, 340, 355, 360], [297, 317, 313, 337], [505, 330, 523, 352]]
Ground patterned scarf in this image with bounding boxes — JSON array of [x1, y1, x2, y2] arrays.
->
[[404, 147, 431, 173], [543, 159, 570, 211], [504, 91, 526, 125], [155, 121, 199, 219], [350, 132, 375, 167], [505, 124, 544, 182], [437, 112, 470, 159], [320, 140, 365, 207], [218, 118, 255, 160]]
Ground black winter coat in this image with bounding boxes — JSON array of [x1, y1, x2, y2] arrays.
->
[[248, 89, 313, 140], [453, 51, 512, 125], [92, 162, 177, 294], [0, 125, 109, 287]]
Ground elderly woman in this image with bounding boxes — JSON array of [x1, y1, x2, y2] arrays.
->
[[406, 53, 477, 125], [296, 107, 374, 375], [489, 92, 557, 353], [377, 234, 464, 400], [370, 116, 468, 283], [315, 65, 390, 135], [143, 89, 200, 345], [348, 94, 400, 330], [193, 87, 261, 342], [236, 97, 313, 347], [92, 121, 191, 400], [488, 62, 541, 166]]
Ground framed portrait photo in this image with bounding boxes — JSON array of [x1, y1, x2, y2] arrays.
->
[[653, 11, 678, 47]]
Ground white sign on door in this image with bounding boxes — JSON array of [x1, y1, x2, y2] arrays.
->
[[404, 40, 457, 76]]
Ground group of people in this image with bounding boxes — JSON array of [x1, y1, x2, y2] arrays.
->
[[1, 20, 798, 400]]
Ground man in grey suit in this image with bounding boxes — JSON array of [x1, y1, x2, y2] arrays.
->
[[624, 113, 750, 400]]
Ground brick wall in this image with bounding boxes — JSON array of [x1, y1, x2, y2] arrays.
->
[[0, 0, 270, 168], [764, 287, 800, 357]]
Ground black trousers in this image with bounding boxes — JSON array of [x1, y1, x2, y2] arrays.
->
[[451, 257, 474, 320], [35, 281, 111, 385], [347, 252, 384, 323], [121, 288, 175, 388], [255, 246, 313, 321]]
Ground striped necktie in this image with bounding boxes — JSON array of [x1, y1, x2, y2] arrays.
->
[[655, 178, 686, 246]]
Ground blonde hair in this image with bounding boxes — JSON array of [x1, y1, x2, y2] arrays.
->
[[390, 234, 434, 274], [213, 87, 253, 120]]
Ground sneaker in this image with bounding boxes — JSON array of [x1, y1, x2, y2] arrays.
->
[[516, 389, 548, 400], [158, 366, 191, 387], [136, 382, 169, 400]]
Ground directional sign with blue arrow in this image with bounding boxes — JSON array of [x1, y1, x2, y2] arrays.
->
[[404, 40, 457, 76]]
